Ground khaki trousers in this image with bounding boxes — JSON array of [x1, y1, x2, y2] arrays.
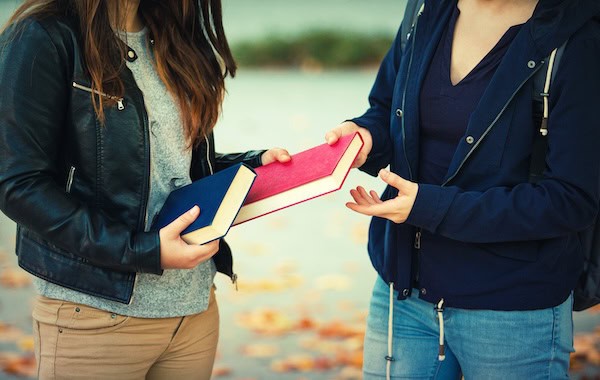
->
[[32, 288, 219, 380]]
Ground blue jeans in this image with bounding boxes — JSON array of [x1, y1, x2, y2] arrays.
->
[[363, 276, 574, 379]]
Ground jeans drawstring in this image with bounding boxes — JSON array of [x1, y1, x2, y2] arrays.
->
[[435, 298, 445, 361], [385, 282, 395, 380]]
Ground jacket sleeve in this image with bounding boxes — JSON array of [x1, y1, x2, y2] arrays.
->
[[0, 21, 162, 275], [214, 150, 266, 172], [351, 25, 405, 176], [405, 33, 600, 243]]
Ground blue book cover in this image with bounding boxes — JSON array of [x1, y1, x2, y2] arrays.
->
[[152, 163, 256, 244]]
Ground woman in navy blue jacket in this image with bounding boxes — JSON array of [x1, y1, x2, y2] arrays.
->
[[327, 0, 600, 378]]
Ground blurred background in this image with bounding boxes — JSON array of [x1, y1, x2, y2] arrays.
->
[[1, 0, 599, 379]]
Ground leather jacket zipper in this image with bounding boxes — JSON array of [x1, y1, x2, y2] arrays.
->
[[65, 166, 76, 193], [72, 82, 125, 110]]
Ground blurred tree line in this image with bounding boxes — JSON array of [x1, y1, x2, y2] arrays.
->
[[232, 30, 393, 69]]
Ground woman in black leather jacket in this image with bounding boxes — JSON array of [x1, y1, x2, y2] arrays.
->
[[0, 0, 289, 378]]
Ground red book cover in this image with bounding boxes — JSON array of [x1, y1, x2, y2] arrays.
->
[[233, 133, 363, 225]]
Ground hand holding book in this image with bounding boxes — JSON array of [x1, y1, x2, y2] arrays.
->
[[233, 133, 364, 224], [325, 121, 372, 168], [153, 145, 292, 269], [159, 205, 220, 270], [153, 138, 360, 255], [261, 147, 291, 165]]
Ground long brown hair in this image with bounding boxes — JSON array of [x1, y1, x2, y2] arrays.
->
[[5, 0, 236, 147]]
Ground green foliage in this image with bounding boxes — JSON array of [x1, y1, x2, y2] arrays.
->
[[232, 30, 393, 69]]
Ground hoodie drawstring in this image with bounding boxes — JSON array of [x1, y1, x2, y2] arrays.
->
[[385, 282, 395, 380], [435, 299, 445, 361], [384, 286, 445, 378]]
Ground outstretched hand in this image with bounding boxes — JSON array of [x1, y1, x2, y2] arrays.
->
[[346, 169, 418, 224], [325, 121, 372, 168]]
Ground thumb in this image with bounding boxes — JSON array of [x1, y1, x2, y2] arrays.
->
[[379, 169, 413, 193], [325, 129, 341, 145], [165, 205, 200, 237]]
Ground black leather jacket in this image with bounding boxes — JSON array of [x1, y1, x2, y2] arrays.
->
[[0, 17, 264, 303]]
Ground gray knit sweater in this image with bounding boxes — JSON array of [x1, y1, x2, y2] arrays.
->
[[34, 28, 216, 318]]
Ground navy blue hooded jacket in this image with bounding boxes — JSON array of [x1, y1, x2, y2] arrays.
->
[[352, 0, 600, 310]]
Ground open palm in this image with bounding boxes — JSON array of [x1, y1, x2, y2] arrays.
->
[[346, 169, 419, 224]]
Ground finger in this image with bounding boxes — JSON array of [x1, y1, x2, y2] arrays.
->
[[346, 201, 378, 216], [325, 129, 342, 145], [346, 201, 390, 217], [273, 148, 291, 162], [350, 188, 371, 206], [357, 186, 376, 205], [370, 190, 383, 203], [201, 239, 220, 250], [263, 148, 292, 165], [351, 152, 367, 168], [379, 169, 414, 193], [165, 206, 200, 237], [180, 240, 219, 265]]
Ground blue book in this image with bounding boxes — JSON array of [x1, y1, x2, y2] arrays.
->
[[152, 163, 256, 245]]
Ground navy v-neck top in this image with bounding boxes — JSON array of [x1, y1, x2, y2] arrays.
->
[[418, 6, 522, 185]]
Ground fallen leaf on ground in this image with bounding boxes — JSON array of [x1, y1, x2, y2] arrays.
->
[[333, 366, 363, 380], [0, 268, 32, 288], [237, 274, 304, 293], [572, 333, 600, 368], [296, 317, 317, 331], [0, 353, 36, 378], [236, 309, 295, 335], [0, 323, 25, 342], [18, 337, 35, 353], [336, 349, 364, 368], [241, 343, 280, 358], [317, 321, 365, 339], [585, 304, 600, 314], [314, 274, 351, 291], [270, 354, 331, 373], [211, 366, 232, 377]]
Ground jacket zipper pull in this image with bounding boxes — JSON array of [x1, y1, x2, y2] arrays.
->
[[65, 166, 76, 193], [231, 273, 238, 291], [414, 229, 422, 249], [117, 99, 125, 111]]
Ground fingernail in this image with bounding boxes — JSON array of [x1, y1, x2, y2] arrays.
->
[[189, 205, 199, 216], [380, 169, 390, 178]]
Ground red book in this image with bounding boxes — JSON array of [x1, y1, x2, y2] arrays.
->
[[233, 133, 364, 225]]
